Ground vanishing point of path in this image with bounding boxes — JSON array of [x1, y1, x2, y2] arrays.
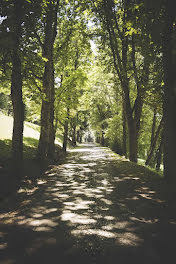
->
[[0, 143, 176, 264]]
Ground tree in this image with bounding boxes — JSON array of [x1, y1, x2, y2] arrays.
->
[[91, 0, 153, 162], [0, 0, 45, 182], [143, 0, 176, 180], [10, 0, 24, 182], [145, 116, 163, 166], [37, 0, 59, 160], [54, 14, 91, 151], [162, 0, 176, 181]]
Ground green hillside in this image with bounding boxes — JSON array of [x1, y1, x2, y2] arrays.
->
[[0, 112, 63, 162]]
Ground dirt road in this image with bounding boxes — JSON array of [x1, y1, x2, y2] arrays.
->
[[0, 144, 176, 263]]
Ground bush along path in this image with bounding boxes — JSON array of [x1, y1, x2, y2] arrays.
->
[[0, 143, 176, 264]]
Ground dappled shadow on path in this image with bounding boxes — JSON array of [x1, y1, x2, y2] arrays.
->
[[0, 143, 176, 264]]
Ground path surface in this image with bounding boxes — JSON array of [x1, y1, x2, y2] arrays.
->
[[0, 144, 176, 264]]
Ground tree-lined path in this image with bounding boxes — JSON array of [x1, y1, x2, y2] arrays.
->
[[0, 144, 175, 264]]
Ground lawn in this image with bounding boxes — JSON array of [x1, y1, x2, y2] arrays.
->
[[0, 111, 66, 143], [0, 112, 74, 164], [0, 113, 40, 140], [0, 112, 62, 146]]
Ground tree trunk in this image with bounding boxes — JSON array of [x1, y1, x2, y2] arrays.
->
[[101, 125, 105, 146], [37, 101, 49, 159], [128, 119, 138, 163], [162, 1, 176, 182], [77, 130, 80, 143], [155, 130, 164, 171], [11, 0, 24, 182], [150, 106, 157, 149], [38, 2, 58, 160], [72, 124, 77, 146], [146, 106, 157, 167], [101, 131, 105, 146], [122, 99, 127, 157], [145, 117, 164, 166], [122, 78, 143, 163], [54, 113, 58, 141], [63, 108, 70, 152], [38, 60, 55, 160], [63, 122, 68, 152], [48, 81, 55, 159], [103, 0, 143, 163], [54, 74, 63, 141]]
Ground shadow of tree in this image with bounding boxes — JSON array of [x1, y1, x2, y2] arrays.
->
[[0, 143, 176, 264]]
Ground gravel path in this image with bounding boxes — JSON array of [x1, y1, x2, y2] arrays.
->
[[0, 143, 176, 264]]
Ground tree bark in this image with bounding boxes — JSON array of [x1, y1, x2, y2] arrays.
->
[[150, 106, 157, 149], [76, 130, 80, 143], [54, 74, 63, 141], [38, 56, 55, 159], [122, 99, 127, 157], [72, 124, 77, 146], [101, 131, 105, 146], [38, 1, 59, 160], [145, 117, 164, 166], [128, 118, 138, 162], [63, 108, 70, 152], [155, 130, 164, 171], [11, 0, 24, 182], [162, 1, 176, 182], [48, 80, 55, 159]]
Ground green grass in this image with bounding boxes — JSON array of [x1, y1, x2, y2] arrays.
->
[[55, 132, 74, 149], [0, 137, 38, 161], [0, 112, 75, 150], [102, 145, 163, 178], [0, 112, 41, 164], [0, 137, 39, 190], [138, 158, 163, 177], [0, 112, 40, 140], [0, 113, 56, 161], [0, 113, 72, 165], [0, 114, 67, 191], [25, 122, 40, 133]]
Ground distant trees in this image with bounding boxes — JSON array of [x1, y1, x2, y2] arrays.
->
[[53, 11, 91, 152]]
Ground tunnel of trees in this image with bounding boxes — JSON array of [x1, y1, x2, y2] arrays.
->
[[0, 0, 175, 190]]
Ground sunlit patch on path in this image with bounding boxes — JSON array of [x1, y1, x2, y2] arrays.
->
[[0, 143, 176, 264]]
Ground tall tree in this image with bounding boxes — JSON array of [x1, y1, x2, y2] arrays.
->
[[10, 0, 24, 181], [92, 0, 151, 162], [162, 0, 176, 181], [0, 0, 45, 182], [37, 0, 59, 160], [143, 0, 176, 180]]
